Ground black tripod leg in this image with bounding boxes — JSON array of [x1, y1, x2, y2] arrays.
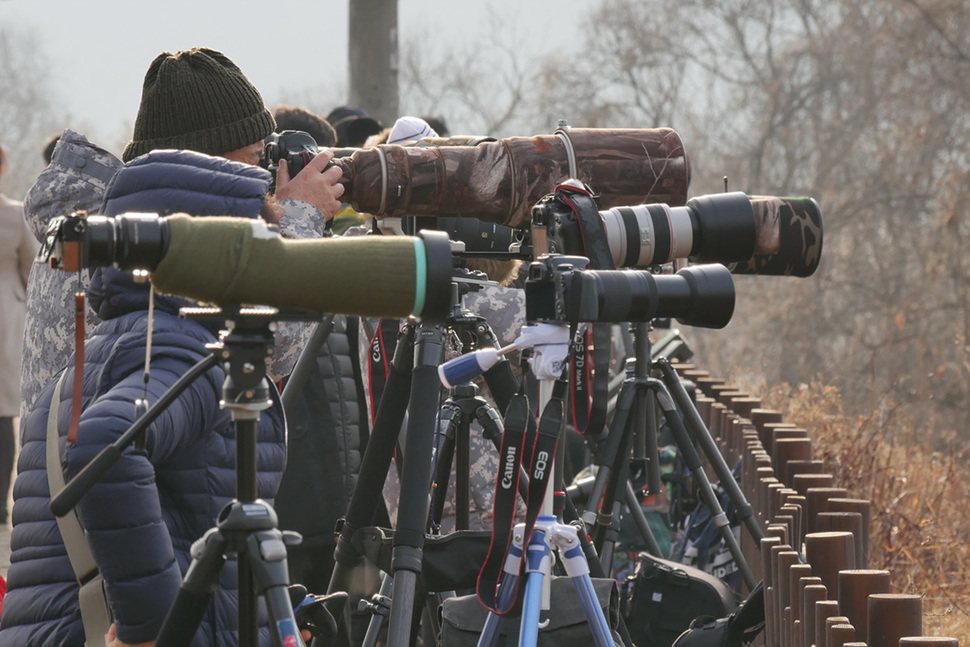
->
[[632, 322, 664, 499], [156, 528, 228, 647], [330, 325, 415, 588], [328, 324, 416, 647], [387, 325, 445, 647], [622, 479, 664, 557], [648, 378, 756, 590], [247, 529, 305, 647], [361, 572, 393, 647], [582, 381, 636, 547], [454, 413, 471, 531], [656, 359, 763, 544], [482, 359, 518, 412], [429, 404, 459, 529]]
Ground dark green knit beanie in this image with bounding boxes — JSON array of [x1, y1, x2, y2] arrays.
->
[[123, 48, 276, 162]]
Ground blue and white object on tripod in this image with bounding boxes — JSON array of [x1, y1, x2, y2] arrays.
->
[[438, 322, 571, 389], [476, 516, 617, 647], [440, 324, 618, 647]]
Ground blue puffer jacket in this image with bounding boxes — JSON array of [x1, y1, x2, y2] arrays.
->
[[0, 151, 287, 647]]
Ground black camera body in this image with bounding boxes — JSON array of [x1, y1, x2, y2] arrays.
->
[[524, 255, 591, 324], [260, 130, 319, 180]]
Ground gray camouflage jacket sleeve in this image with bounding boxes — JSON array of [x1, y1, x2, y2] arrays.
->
[[277, 198, 329, 239], [266, 198, 330, 380]]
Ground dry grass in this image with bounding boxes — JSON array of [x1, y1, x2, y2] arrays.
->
[[761, 381, 970, 638]]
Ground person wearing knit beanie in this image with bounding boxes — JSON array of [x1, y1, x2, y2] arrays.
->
[[123, 47, 276, 163], [123, 47, 344, 221]]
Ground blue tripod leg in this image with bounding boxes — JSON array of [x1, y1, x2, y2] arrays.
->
[[479, 530, 525, 647], [556, 524, 618, 647], [520, 520, 554, 647]]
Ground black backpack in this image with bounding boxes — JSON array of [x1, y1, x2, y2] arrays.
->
[[621, 552, 739, 647], [672, 582, 766, 647]]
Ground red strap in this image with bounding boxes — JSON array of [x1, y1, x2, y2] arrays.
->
[[67, 293, 84, 443], [569, 323, 610, 437], [367, 319, 399, 426]]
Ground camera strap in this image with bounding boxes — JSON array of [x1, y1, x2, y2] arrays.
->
[[366, 318, 401, 425], [477, 375, 566, 615], [569, 322, 611, 437], [557, 185, 614, 271], [47, 371, 114, 645], [477, 391, 530, 614], [67, 291, 85, 443], [555, 183, 614, 438]]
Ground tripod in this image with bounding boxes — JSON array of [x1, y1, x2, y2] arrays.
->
[[474, 333, 619, 647], [430, 381, 516, 532], [328, 272, 631, 646], [580, 321, 665, 568], [327, 287, 477, 647], [153, 308, 306, 647], [354, 318, 516, 647], [328, 271, 555, 646], [578, 320, 762, 590]]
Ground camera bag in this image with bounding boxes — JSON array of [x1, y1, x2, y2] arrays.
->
[[621, 551, 739, 647], [670, 582, 765, 647], [439, 575, 621, 647]]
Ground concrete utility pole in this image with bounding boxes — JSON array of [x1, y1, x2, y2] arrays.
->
[[348, 0, 399, 127]]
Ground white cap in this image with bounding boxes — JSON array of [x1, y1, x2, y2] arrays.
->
[[386, 116, 438, 145]]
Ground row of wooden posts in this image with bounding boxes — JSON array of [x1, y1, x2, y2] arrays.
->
[[673, 364, 958, 647]]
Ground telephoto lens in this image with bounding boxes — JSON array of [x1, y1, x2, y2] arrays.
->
[[40, 213, 456, 322], [41, 213, 170, 273], [524, 254, 736, 329], [332, 127, 691, 228], [537, 182, 824, 277], [565, 264, 736, 329], [434, 217, 526, 256], [728, 195, 822, 277], [598, 191, 756, 267]]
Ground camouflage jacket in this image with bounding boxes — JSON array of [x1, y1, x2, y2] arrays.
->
[[20, 130, 122, 417]]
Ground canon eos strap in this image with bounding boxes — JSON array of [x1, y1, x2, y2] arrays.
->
[[555, 182, 614, 271], [477, 375, 566, 615], [568, 322, 611, 437], [366, 318, 401, 425], [476, 392, 530, 614], [556, 183, 613, 438]]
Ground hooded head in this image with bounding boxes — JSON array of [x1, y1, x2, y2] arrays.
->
[[23, 129, 122, 242]]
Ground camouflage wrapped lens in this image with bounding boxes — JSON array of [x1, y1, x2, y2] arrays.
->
[[731, 196, 823, 277], [334, 127, 690, 228]]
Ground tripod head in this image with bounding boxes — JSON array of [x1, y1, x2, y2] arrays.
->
[[183, 306, 281, 417]]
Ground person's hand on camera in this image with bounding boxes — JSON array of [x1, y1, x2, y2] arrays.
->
[[274, 148, 344, 220]]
